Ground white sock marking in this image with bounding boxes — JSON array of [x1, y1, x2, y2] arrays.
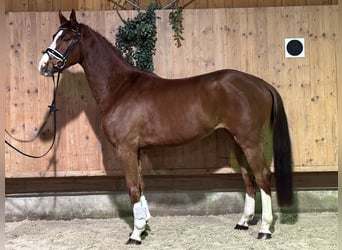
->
[[237, 193, 255, 227], [260, 189, 273, 234]]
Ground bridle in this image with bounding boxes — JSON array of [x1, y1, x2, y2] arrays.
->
[[5, 27, 81, 158], [43, 27, 81, 72]]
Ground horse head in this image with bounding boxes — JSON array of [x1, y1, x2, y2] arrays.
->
[[38, 9, 82, 76]]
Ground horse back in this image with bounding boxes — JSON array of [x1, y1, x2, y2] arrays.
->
[[102, 69, 273, 148]]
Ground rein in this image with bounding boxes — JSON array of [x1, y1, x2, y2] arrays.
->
[[5, 71, 61, 159], [5, 27, 80, 158]]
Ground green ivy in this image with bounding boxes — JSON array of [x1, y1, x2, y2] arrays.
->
[[115, 3, 184, 72], [169, 7, 184, 48], [115, 3, 158, 72]]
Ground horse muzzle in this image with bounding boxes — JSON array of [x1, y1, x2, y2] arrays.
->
[[38, 53, 54, 76], [39, 65, 55, 77], [38, 50, 66, 77]]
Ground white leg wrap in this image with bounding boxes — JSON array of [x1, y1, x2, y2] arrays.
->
[[130, 226, 145, 242], [130, 196, 151, 242], [260, 189, 273, 234], [140, 195, 151, 221], [237, 193, 255, 227]]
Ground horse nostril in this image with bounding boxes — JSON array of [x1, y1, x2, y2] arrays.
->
[[39, 65, 48, 75]]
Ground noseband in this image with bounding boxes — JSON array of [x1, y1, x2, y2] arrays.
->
[[43, 28, 80, 71]]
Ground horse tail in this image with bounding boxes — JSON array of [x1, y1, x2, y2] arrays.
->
[[268, 85, 293, 207]]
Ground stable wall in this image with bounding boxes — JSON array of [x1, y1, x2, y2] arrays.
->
[[5, 6, 338, 179], [5, 0, 338, 12]]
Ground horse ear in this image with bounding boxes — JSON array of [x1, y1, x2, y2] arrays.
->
[[70, 9, 78, 27], [59, 10, 68, 24]]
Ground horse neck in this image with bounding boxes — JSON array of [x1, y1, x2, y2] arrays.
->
[[78, 25, 141, 112]]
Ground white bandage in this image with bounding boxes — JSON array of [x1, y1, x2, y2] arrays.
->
[[130, 227, 144, 242], [130, 200, 148, 242], [140, 195, 151, 221], [133, 202, 147, 229]]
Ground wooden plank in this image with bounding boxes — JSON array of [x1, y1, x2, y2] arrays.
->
[[222, 8, 245, 71], [6, 0, 29, 12], [209, 0, 225, 8], [275, 7, 310, 169], [5, 172, 338, 194], [7, 12, 27, 176], [305, 6, 338, 171], [245, 8, 268, 76], [338, 0, 342, 195], [59, 0, 79, 11], [5, 0, 339, 12], [155, 10, 175, 78]]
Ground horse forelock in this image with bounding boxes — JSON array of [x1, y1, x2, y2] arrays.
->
[[60, 17, 81, 29]]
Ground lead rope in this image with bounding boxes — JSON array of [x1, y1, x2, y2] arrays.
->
[[5, 71, 61, 158]]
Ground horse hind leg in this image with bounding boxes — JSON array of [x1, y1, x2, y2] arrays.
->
[[232, 141, 257, 231], [116, 146, 151, 244], [241, 144, 273, 239]]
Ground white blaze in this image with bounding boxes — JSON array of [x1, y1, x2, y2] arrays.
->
[[38, 30, 64, 74]]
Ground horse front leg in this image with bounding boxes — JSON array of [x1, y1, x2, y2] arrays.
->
[[116, 146, 151, 245]]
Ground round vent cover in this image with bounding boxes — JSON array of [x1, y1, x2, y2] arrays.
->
[[285, 38, 305, 58], [286, 40, 303, 56]]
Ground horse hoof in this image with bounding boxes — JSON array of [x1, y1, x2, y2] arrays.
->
[[257, 233, 272, 240], [126, 238, 142, 245], [141, 230, 148, 238], [234, 224, 249, 230]]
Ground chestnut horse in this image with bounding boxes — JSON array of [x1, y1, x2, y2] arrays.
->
[[38, 10, 293, 244]]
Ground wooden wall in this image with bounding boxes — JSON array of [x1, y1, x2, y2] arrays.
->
[[5, 6, 338, 178], [5, 0, 338, 12]]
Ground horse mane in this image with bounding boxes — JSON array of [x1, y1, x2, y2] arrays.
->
[[79, 23, 133, 66], [79, 23, 159, 79]]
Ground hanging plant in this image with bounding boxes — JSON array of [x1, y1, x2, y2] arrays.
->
[[169, 7, 184, 48], [115, 3, 158, 72], [114, 2, 185, 72]]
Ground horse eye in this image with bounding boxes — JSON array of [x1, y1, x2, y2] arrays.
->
[[62, 37, 70, 42]]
